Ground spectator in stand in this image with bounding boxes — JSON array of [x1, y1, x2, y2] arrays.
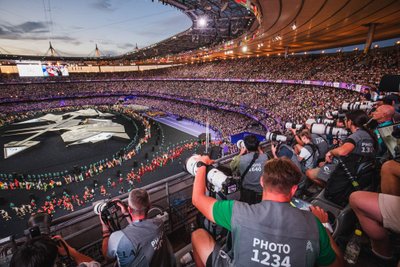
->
[[191, 156, 342, 267]]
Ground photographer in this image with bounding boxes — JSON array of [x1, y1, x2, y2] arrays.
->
[[307, 110, 378, 206], [292, 119, 329, 163], [192, 156, 342, 267], [292, 129, 319, 174], [230, 134, 268, 204], [100, 189, 175, 267], [10, 235, 99, 267]]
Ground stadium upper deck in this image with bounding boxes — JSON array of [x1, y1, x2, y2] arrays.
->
[[0, 0, 399, 64]]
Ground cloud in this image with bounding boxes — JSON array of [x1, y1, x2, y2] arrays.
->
[[0, 26, 21, 39], [0, 24, 79, 43], [91, 0, 115, 11], [116, 42, 134, 49], [71, 26, 84, 30], [69, 40, 83, 46], [100, 49, 119, 56], [0, 21, 51, 40], [3, 21, 48, 34], [18, 21, 48, 33], [136, 31, 161, 38], [90, 40, 114, 45], [0, 27, 8, 35]]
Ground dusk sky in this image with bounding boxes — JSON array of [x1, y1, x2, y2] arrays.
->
[[0, 0, 192, 56]]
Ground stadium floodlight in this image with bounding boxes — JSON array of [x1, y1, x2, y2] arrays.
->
[[197, 17, 207, 28]]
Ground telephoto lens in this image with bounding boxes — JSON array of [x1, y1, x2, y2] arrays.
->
[[265, 132, 287, 142]]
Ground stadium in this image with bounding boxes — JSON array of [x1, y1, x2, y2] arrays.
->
[[0, 0, 399, 266]]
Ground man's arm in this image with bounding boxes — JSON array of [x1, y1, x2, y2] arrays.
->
[[230, 147, 247, 173], [99, 214, 112, 259], [322, 232, 343, 267], [325, 142, 354, 163], [310, 206, 343, 267], [53, 236, 95, 264], [291, 128, 304, 146], [271, 143, 278, 158], [192, 156, 217, 223], [230, 155, 241, 174]]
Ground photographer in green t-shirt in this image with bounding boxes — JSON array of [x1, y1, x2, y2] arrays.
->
[[191, 156, 343, 267]]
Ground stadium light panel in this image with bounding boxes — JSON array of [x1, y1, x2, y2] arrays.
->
[[198, 17, 207, 28]]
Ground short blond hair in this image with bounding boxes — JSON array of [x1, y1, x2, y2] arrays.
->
[[128, 189, 150, 215]]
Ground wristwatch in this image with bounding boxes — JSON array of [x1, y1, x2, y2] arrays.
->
[[196, 161, 207, 168]]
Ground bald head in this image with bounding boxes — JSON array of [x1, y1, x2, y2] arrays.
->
[[372, 104, 395, 123]]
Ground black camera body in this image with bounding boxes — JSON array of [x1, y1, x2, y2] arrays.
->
[[93, 199, 126, 232], [24, 213, 52, 239], [20, 213, 77, 267], [203, 164, 241, 195], [185, 155, 241, 196]]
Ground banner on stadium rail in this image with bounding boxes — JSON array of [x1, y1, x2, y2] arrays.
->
[[0, 77, 370, 94], [230, 132, 265, 145], [118, 78, 369, 93]]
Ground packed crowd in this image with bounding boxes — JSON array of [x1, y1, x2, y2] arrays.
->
[[0, 80, 362, 133], [1, 46, 398, 87], [146, 47, 398, 88], [125, 97, 257, 139], [4, 47, 392, 136]]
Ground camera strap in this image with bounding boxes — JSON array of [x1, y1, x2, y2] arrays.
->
[[55, 238, 77, 267], [240, 152, 259, 185], [302, 144, 317, 163], [337, 157, 360, 190]]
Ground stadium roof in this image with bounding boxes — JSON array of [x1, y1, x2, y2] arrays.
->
[[1, 0, 399, 63], [235, 0, 400, 56]]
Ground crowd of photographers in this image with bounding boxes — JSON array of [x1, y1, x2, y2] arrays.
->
[[188, 95, 399, 266]]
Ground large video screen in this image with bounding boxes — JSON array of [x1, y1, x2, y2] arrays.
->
[[16, 61, 69, 77], [42, 64, 69, 77], [16, 61, 43, 77]]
